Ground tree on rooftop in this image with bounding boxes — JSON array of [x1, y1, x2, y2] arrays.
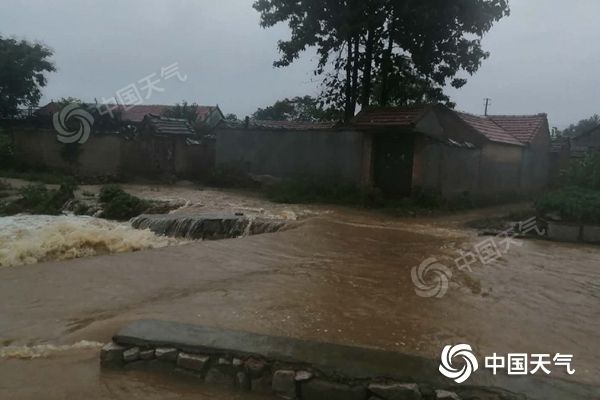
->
[[0, 36, 55, 118], [163, 101, 199, 124], [253, 0, 509, 122]]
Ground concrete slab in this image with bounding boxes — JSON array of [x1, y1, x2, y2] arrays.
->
[[113, 319, 600, 400], [582, 225, 600, 243], [547, 222, 581, 242]]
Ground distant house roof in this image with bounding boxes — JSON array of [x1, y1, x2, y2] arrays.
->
[[120, 104, 222, 123], [219, 119, 340, 130], [352, 106, 428, 128], [456, 112, 525, 146], [487, 114, 547, 143], [37, 102, 221, 124], [141, 115, 196, 136], [353, 105, 548, 147]]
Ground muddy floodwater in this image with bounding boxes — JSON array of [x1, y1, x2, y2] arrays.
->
[[0, 183, 599, 399]]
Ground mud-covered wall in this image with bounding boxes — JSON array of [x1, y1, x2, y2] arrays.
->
[[412, 136, 526, 197], [215, 128, 369, 184], [11, 128, 122, 176], [412, 135, 481, 197], [520, 125, 551, 192], [10, 128, 214, 179], [174, 138, 214, 179], [479, 143, 524, 194]]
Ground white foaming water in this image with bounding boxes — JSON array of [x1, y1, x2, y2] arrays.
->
[[0, 340, 103, 359], [0, 215, 180, 268]]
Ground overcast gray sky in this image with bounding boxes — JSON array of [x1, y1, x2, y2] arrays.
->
[[0, 0, 598, 128]]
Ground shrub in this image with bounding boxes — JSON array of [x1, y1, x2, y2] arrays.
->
[[0, 179, 77, 215], [98, 185, 149, 221], [560, 153, 600, 190], [536, 186, 600, 224]]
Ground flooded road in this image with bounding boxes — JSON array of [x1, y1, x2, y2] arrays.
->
[[0, 184, 599, 398]]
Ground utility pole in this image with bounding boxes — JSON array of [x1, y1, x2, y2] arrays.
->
[[484, 98, 491, 116]]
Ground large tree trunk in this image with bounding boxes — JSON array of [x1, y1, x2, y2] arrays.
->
[[349, 34, 360, 118], [344, 36, 354, 123], [360, 27, 374, 108], [380, 20, 395, 107]]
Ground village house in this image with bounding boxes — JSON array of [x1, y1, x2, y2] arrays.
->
[[35, 102, 225, 129], [215, 104, 551, 198], [8, 103, 221, 179]]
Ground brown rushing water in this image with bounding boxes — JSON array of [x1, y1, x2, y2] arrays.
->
[[0, 185, 599, 398]]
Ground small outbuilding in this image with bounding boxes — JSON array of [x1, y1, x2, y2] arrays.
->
[[215, 104, 551, 199]]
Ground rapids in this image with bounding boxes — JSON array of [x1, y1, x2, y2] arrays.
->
[[0, 215, 180, 268]]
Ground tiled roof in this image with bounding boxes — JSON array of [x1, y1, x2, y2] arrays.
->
[[352, 106, 428, 128], [456, 112, 524, 146], [487, 114, 547, 143], [120, 104, 217, 122], [220, 119, 339, 130], [36, 102, 217, 123], [142, 115, 196, 136]]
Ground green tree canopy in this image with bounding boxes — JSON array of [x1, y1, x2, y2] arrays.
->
[[252, 96, 341, 121], [561, 114, 600, 138], [253, 0, 509, 121], [0, 36, 55, 117]]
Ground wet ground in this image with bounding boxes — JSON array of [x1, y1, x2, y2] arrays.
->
[[0, 182, 599, 399]]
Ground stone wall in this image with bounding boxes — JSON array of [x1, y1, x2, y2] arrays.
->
[[101, 342, 509, 400], [100, 320, 554, 400]]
